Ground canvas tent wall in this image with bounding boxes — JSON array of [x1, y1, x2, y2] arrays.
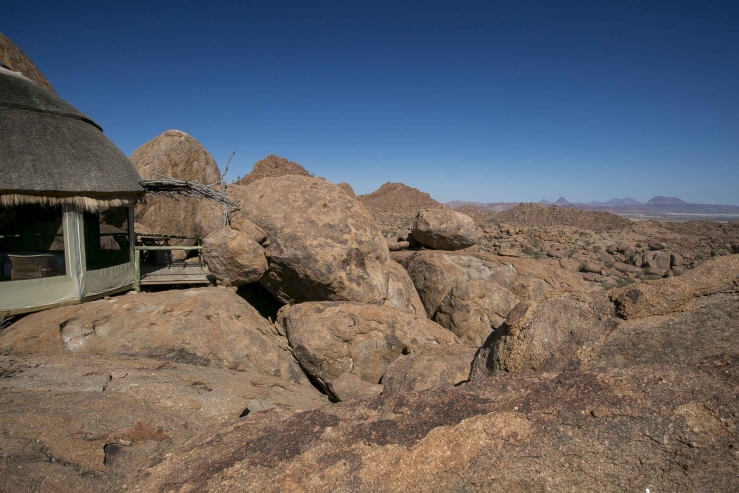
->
[[0, 66, 144, 315]]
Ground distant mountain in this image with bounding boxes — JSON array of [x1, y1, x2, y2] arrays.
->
[[447, 200, 519, 212], [588, 198, 643, 206], [646, 196, 686, 205], [448, 195, 739, 222], [619, 197, 642, 205], [540, 197, 571, 205]]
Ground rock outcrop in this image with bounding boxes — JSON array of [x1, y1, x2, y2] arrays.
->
[[202, 226, 268, 287], [399, 251, 583, 344], [0, 32, 56, 93], [233, 154, 312, 186], [381, 344, 477, 393], [435, 279, 519, 345], [411, 208, 478, 250], [494, 202, 632, 231], [382, 260, 425, 316], [235, 175, 391, 305], [610, 254, 739, 319], [129, 361, 739, 492], [471, 255, 739, 379], [0, 288, 308, 385], [0, 288, 330, 492], [124, 256, 739, 492], [357, 182, 443, 216], [278, 302, 460, 400], [337, 182, 356, 197]]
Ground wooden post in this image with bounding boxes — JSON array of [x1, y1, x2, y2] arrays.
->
[[133, 248, 141, 292]]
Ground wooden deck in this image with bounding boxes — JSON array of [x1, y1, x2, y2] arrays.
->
[[140, 263, 215, 286]]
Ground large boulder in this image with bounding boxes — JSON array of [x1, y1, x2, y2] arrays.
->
[[400, 251, 582, 340], [382, 260, 425, 316], [193, 197, 226, 239], [435, 279, 519, 345], [381, 344, 477, 393], [236, 175, 391, 305], [129, 363, 739, 492], [643, 250, 671, 271], [411, 209, 478, 250], [131, 130, 223, 241], [470, 290, 617, 378], [0, 288, 309, 385], [202, 227, 268, 287], [278, 302, 460, 400]]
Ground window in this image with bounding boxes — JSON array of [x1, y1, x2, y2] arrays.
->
[[84, 206, 130, 271], [0, 204, 65, 282]]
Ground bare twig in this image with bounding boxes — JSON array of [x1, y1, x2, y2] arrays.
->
[[222, 148, 236, 189], [221, 148, 236, 226]]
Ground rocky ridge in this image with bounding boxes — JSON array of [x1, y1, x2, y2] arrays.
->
[[233, 154, 313, 186], [0, 32, 56, 93], [358, 182, 443, 215]]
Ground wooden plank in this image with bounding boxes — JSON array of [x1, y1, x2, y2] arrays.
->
[[140, 279, 210, 285]]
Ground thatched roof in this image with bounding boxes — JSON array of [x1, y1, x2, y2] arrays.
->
[[0, 67, 144, 209]]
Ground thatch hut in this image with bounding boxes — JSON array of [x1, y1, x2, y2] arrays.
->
[[0, 66, 144, 315]]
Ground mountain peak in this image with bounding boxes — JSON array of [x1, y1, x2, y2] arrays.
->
[[646, 196, 686, 205]]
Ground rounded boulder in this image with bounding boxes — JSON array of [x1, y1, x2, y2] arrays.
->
[[202, 226, 268, 287], [411, 209, 478, 250]]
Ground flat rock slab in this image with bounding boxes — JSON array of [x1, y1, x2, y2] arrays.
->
[[129, 363, 739, 492], [381, 344, 478, 393]]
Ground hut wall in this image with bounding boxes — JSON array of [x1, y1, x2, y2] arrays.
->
[[0, 205, 81, 314], [0, 206, 135, 315], [80, 208, 135, 297]]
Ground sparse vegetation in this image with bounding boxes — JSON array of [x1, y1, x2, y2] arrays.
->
[[600, 280, 614, 290], [616, 277, 635, 288]]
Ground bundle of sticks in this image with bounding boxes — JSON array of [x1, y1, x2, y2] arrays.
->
[[139, 173, 239, 211]]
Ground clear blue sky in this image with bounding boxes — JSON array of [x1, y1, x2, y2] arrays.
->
[[5, 1, 739, 204]]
